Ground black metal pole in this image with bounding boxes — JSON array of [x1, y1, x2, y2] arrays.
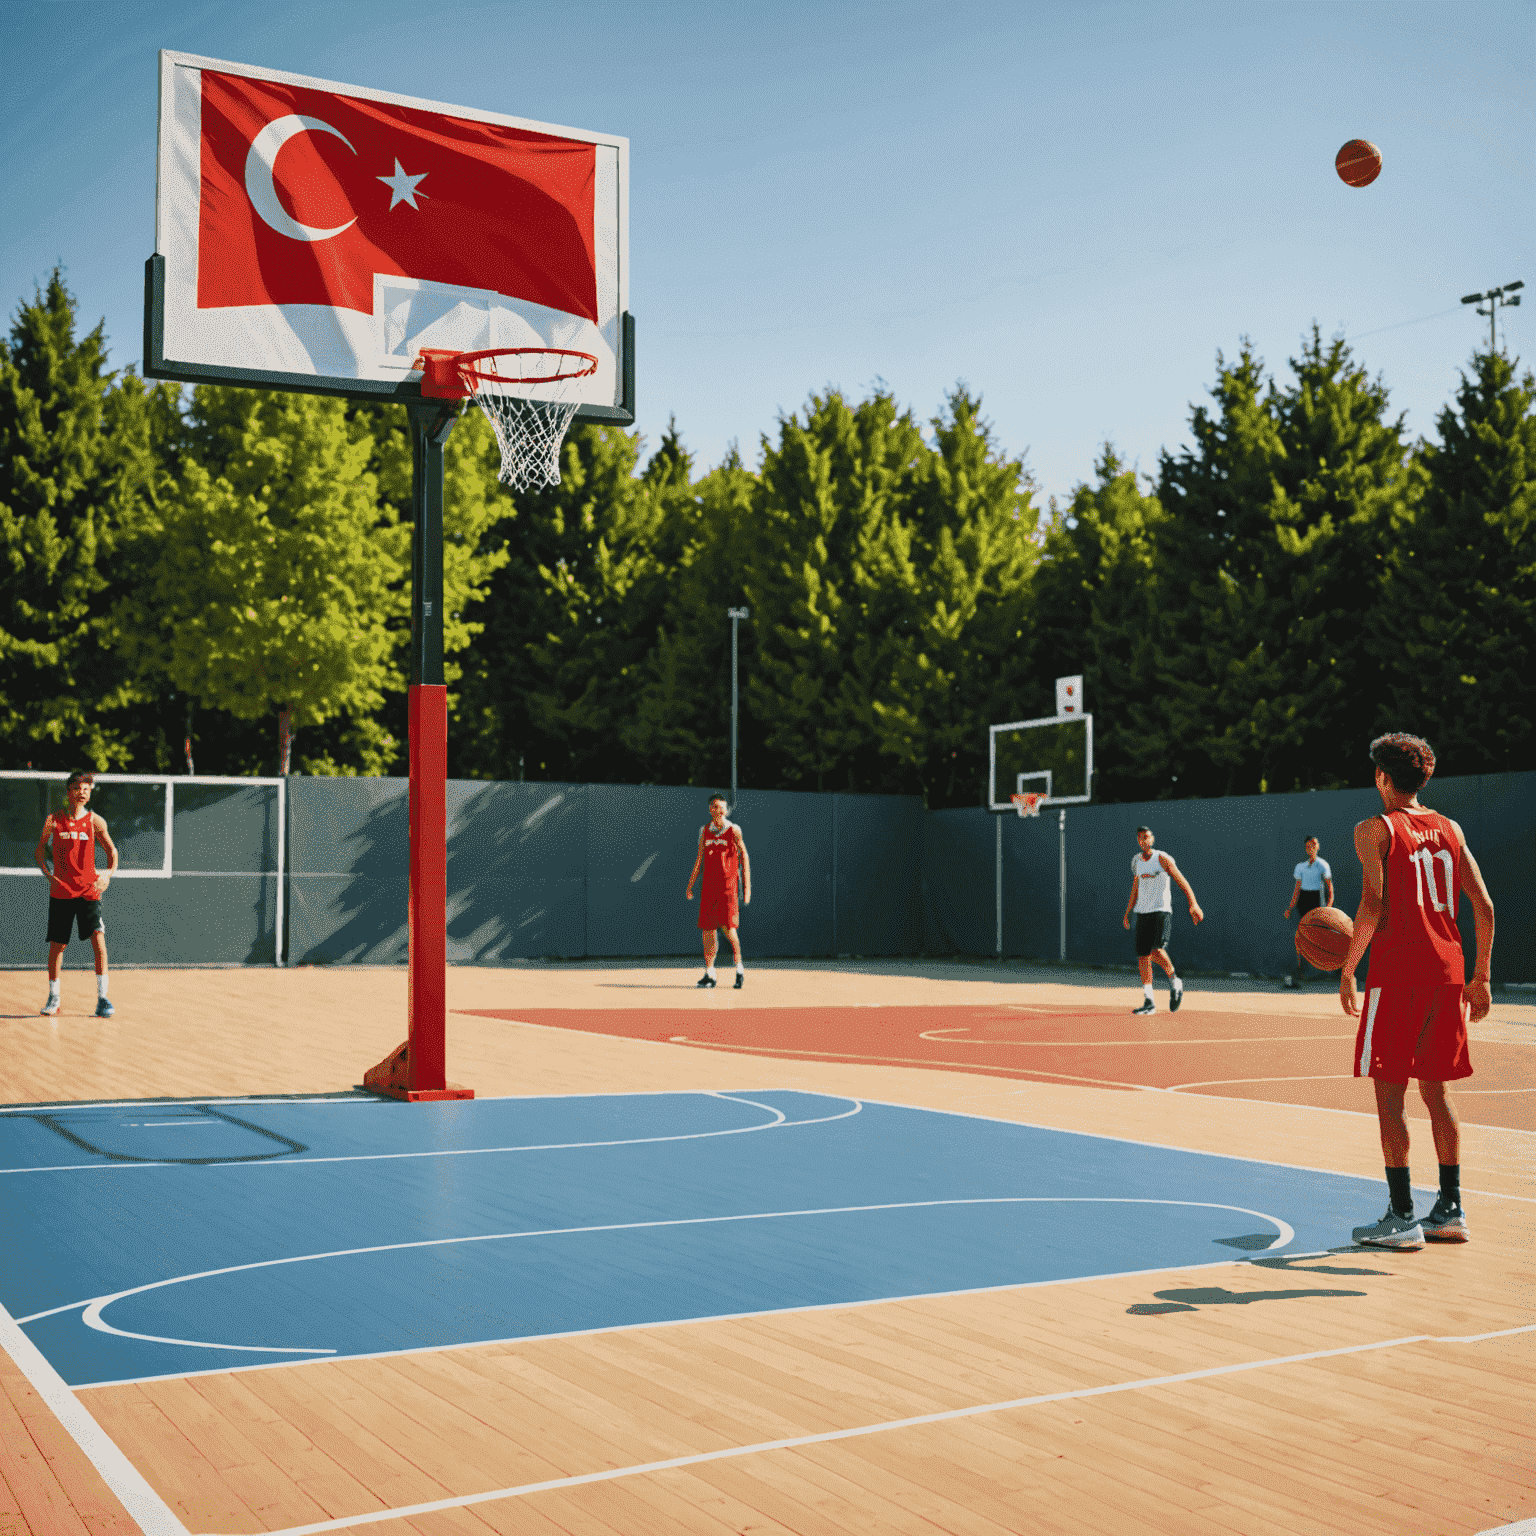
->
[[408, 403, 457, 687]]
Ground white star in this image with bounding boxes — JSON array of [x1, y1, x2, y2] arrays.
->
[[377, 159, 428, 210]]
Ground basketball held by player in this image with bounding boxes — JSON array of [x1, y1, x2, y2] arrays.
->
[[1341, 733, 1495, 1250], [1122, 825, 1202, 1014], [685, 794, 752, 989], [34, 771, 119, 1019]]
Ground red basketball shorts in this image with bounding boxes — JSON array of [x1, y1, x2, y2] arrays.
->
[[698, 886, 739, 931], [1353, 984, 1471, 1082]]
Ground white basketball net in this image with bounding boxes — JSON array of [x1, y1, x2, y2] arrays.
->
[[470, 388, 583, 494]]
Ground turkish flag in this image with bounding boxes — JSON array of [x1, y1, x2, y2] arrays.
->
[[198, 71, 598, 323]]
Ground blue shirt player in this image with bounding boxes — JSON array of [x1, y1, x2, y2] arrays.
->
[[1283, 835, 1335, 988]]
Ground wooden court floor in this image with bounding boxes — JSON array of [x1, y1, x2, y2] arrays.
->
[[3, 959, 1533, 1536]]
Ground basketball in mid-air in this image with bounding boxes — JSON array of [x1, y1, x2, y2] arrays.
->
[[1297, 906, 1354, 971], [1335, 139, 1382, 187]]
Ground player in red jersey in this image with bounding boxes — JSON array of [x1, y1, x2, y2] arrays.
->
[[33, 771, 120, 1019], [1340, 733, 1494, 1250], [685, 794, 751, 989]]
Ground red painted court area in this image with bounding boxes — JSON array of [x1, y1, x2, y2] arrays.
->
[[463, 1003, 1534, 1132]]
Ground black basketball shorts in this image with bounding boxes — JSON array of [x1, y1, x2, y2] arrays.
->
[[47, 897, 104, 945], [1134, 910, 1172, 957], [1295, 889, 1322, 917]]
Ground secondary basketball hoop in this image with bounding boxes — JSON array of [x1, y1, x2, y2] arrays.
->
[[1011, 792, 1046, 818], [416, 347, 600, 492]]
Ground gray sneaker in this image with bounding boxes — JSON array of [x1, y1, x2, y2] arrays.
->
[[1352, 1208, 1424, 1250], [1421, 1198, 1469, 1243]]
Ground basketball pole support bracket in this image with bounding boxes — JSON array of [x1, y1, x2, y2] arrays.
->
[[364, 402, 474, 1103]]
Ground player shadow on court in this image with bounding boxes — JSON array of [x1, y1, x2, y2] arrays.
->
[[1126, 1249, 1391, 1313], [1127, 1284, 1369, 1314]]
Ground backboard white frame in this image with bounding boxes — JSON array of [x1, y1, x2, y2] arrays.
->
[[988, 714, 1094, 811], [146, 50, 632, 419]]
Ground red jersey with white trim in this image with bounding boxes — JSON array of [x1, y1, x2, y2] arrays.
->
[[49, 809, 100, 899], [700, 819, 740, 899], [1364, 807, 1464, 989]]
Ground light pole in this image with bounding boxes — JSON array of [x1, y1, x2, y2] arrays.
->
[[727, 607, 749, 804], [1460, 280, 1524, 352]]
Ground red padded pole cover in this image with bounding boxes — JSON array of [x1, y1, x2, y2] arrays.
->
[[408, 683, 448, 1091]]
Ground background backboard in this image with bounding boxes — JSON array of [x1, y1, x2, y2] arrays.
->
[[146, 51, 632, 419], [988, 713, 1094, 810]]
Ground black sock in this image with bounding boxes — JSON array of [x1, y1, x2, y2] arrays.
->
[[1438, 1164, 1460, 1208], [1385, 1166, 1413, 1217]]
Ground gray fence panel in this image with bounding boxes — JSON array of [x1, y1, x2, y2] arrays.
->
[[172, 783, 279, 873], [832, 794, 925, 956], [286, 777, 409, 964], [446, 782, 586, 961], [585, 785, 711, 957], [1062, 794, 1363, 976], [1, 780, 278, 966], [1001, 810, 1061, 960], [922, 810, 992, 955], [1462, 771, 1534, 982], [721, 790, 834, 957]]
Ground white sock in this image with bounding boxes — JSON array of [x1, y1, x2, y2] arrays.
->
[[97, 974, 109, 998], [1170, 973, 1180, 989], [706, 965, 716, 978], [736, 962, 744, 974], [1143, 983, 1154, 1000], [48, 979, 60, 1001]]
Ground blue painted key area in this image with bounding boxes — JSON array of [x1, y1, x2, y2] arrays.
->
[[2, 1091, 1377, 1387]]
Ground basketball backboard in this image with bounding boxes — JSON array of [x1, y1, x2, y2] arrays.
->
[[988, 713, 1094, 810], [145, 51, 633, 420]]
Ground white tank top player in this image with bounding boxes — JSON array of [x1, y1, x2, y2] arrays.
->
[[1122, 825, 1204, 1016], [1132, 848, 1175, 913]]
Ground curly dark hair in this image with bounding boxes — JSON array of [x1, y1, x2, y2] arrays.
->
[[1369, 733, 1435, 794]]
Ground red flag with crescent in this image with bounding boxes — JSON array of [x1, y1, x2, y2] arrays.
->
[[197, 70, 599, 322]]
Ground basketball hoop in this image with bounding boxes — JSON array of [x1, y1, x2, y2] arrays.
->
[[415, 347, 599, 493], [1011, 792, 1047, 818]]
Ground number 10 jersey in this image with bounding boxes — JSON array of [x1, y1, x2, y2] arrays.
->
[[1365, 808, 1465, 988]]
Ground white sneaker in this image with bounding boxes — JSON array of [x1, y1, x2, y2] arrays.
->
[[1352, 1208, 1424, 1250], [41, 997, 60, 1017]]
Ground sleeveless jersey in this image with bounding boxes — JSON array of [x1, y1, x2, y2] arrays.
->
[[700, 819, 740, 895], [1132, 850, 1173, 913], [49, 809, 99, 899], [1365, 808, 1464, 988]]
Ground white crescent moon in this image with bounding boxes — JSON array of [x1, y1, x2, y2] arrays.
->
[[244, 115, 357, 242]]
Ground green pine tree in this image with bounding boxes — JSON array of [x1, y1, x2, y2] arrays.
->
[[1026, 448, 1168, 802], [873, 387, 1038, 806], [746, 387, 928, 792], [0, 271, 168, 769], [454, 421, 669, 782], [1155, 331, 1417, 797], [1374, 350, 1536, 773], [621, 438, 757, 788]]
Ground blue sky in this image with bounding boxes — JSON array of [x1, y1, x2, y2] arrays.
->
[[3, 0, 1532, 508]]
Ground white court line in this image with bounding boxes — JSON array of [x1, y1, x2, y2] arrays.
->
[[666, 1034, 1161, 1092], [196, 1321, 1536, 1536], [1167, 1075, 1536, 1095], [0, 1096, 377, 1114], [921, 1027, 1356, 1045], [71, 1247, 1330, 1391], [0, 1298, 190, 1536], [1168, 1073, 1357, 1090], [20, 1196, 1295, 1345], [854, 1093, 1536, 1203], [0, 1091, 860, 1176]]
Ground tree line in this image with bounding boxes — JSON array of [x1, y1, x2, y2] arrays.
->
[[3, 270, 1533, 805]]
